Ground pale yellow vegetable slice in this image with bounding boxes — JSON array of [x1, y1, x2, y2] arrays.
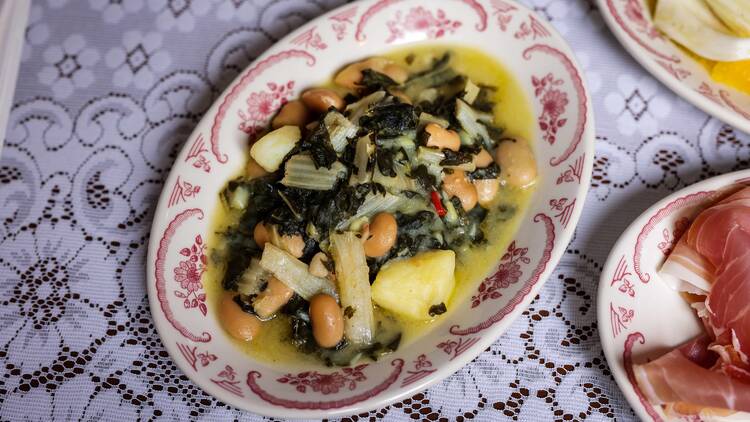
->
[[706, 0, 750, 37], [654, 0, 750, 62], [371, 249, 456, 320], [330, 232, 374, 345], [249, 125, 301, 172], [280, 154, 347, 190], [259, 243, 338, 300]]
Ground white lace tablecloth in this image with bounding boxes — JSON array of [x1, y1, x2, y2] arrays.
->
[[1, 0, 745, 420]]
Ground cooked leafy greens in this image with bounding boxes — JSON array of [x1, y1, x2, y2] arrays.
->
[[213, 51, 532, 366]]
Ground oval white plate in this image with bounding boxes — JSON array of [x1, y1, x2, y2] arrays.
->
[[146, 0, 595, 418], [598, 170, 750, 421], [597, 0, 750, 134]]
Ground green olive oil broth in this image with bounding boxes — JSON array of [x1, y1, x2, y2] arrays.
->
[[206, 44, 536, 368]]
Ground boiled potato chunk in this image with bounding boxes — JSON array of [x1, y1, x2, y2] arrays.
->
[[250, 125, 301, 172], [371, 250, 455, 320]]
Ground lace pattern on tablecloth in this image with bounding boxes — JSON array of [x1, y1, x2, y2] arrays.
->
[[2, 0, 749, 420]]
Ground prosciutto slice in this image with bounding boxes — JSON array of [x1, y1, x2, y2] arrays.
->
[[705, 227, 750, 361], [659, 187, 750, 294], [636, 186, 750, 414], [634, 343, 750, 412]]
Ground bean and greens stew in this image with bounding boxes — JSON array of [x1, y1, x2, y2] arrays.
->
[[212, 48, 537, 366]]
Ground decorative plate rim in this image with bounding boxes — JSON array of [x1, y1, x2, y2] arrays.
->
[[597, 169, 750, 422], [596, 0, 750, 134], [146, 0, 596, 418]]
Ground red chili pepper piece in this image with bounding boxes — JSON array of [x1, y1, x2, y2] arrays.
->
[[431, 191, 446, 217]]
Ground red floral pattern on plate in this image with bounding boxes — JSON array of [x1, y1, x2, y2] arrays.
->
[[655, 60, 691, 81], [490, 0, 517, 32], [154, 208, 211, 342], [329, 6, 358, 40], [277, 365, 368, 394], [656, 216, 689, 255], [210, 49, 316, 164], [167, 176, 201, 208], [452, 214, 557, 335], [177, 342, 217, 371], [623, 332, 664, 421], [247, 359, 405, 410], [609, 303, 634, 338], [549, 197, 576, 228], [472, 241, 529, 308], [719, 90, 750, 120], [514, 14, 550, 40], [184, 134, 210, 173], [556, 154, 584, 185], [174, 234, 208, 316], [238, 81, 296, 138], [385, 7, 461, 43], [212, 365, 244, 397], [355, 0, 487, 41], [523, 44, 588, 167], [400, 354, 436, 388], [697, 82, 723, 105], [695, 84, 750, 120], [437, 337, 480, 361], [623, 0, 660, 40], [290, 27, 328, 51], [610, 255, 635, 297], [533, 73, 569, 145]]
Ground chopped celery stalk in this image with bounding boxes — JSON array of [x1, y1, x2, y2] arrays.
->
[[403, 58, 457, 99], [445, 161, 476, 172], [416, 146, 444, 166], [281, 154, 347, 190], [324, 111, 358, 153], [377, 134, 417, 163], [415, 88, 438, 104], [330, 232, 374, 345], [395, 195, 430, 215], [339, 191, 401, 230], [259, 244, 338, 300], [419, 112, 449, 129], [356, 191, 401, 216], [237, 258, 270, 295], [425, 163, 443, 183], [346, 91, 386, 124], [455, 99, 490, 147], [250, 125, 301, 172], [353, 136, 372, 184], [228, 185, 250, 210], [444, 197, 458, 223], [463, 79, 480, 104], [476, 109, 494, 124], [458, 129, 474, 146]]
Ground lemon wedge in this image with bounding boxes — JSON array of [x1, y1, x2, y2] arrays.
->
[[655, 0, 750, 62], [706, 0, 750, 37]]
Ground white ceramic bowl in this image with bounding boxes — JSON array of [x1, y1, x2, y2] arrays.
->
[[146, 0, 594, 417], [598, 170, 750, 421], [597, 0, 750, 134]]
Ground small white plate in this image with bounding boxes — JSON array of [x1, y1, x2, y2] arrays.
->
[[147, 0, 595, 417], [598, 170, 750, 421], [597, 0, 750, 134]]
